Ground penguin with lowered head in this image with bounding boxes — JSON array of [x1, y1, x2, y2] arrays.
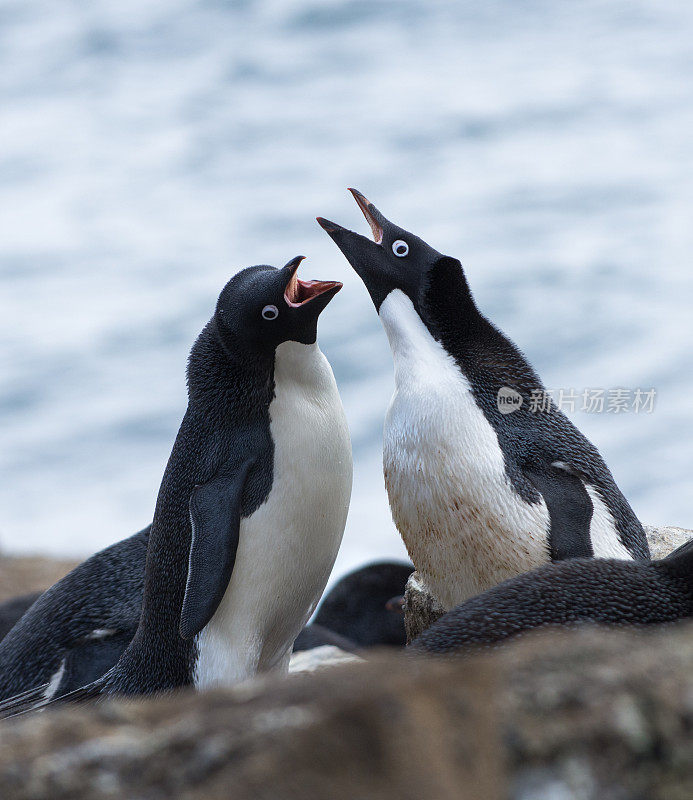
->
[[411, 538, 693, 655], [318, 191, 649, 610]]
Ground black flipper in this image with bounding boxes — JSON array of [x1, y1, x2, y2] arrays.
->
[[58, 630, 134, 695], [524, 460, 594, 561], [179, 458, 255, 640]]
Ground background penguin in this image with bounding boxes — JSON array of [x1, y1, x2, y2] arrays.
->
[[0, 257, 352, 713], [294, 560, 413, 651], [410, 538, 693, 655], [0, 528, 148, 701], [318, 190, 649, 611]]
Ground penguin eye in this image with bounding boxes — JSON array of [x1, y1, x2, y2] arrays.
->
[[261, 305, 279, 320], [392, 240, 409, 257]]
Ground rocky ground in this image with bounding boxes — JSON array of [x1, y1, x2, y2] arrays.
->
[[0, 627, 691, 800], [0, 526, 691, 800]]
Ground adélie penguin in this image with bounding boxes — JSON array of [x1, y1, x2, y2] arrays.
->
[[411, 538, 693, 655], [294, 560, 413, 651], [0, 257, 352, 714], [0, 528, 149, 703], [318, 190, 649, 611]]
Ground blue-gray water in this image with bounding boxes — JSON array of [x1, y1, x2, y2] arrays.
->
[[1, 0, 692, 584]]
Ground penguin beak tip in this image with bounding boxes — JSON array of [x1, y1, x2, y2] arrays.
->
[[316, 217, 341, 234], [348, 189, 383, 244]]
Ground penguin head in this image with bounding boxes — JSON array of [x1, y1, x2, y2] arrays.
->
[[317, 189, 475, 324], [214, 256, 342, 351]]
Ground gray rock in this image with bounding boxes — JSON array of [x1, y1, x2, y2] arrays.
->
[[288, 645, 361, 673], [404, 525, 693, 641], [502, 625, 693, 800], [2, 625, 693, 799], [0, 653, 501, 800], [644, 525, 693, 561], [403, 571, 446, 644]]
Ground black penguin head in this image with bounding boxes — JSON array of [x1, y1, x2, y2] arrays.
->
[[317, 189, 474, 323], [214, 256, 342, 351], [313, 561, 413, 648]]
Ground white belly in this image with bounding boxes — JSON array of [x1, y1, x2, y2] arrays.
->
[[380, 290, 550, 610], [194, 341, 352, 689]]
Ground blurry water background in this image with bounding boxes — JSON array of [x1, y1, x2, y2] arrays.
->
[[1, 0, 692, 583]]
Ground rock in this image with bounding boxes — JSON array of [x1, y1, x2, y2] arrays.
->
[[0, 653, 501, 800], [644, 525, 693, 560], [288, 645, 361, 673], [403, 571, 446, 644], [2, 625, 693, 799], [0, 555, 79, 603], [501, 625, 693, 800], [404, 525, 693, 642]]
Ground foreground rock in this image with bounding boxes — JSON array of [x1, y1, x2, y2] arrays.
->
[[503, 624, 693, 800], [404, 525, 693, 642], [0, 652, 500, 800], [1, 625, 693, 799]]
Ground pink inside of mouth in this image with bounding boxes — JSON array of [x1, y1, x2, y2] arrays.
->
[[284, 275, 341, 307], [351, 192, 383, 243]]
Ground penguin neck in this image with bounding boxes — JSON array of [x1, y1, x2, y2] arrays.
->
[[379, 289, 468, 387], [187, 319, 275, 416], [380, 288, 542, 398]]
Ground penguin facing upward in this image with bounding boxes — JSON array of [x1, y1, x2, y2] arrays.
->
[[97, 256, 351, 697], [318, 190, 648, 611], [411, 538, 693, 656], [1, 257, 352, 710]]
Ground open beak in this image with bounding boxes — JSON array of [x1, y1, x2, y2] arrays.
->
[[281, 256, 342, 308], [347, 188, 384, 244], [316, 187, 386, 245]]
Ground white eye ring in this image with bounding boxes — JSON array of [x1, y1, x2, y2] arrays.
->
[[261, 304, 279, 320], [392, 240, 409, 257]]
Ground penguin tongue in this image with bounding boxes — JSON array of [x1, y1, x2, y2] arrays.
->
[[284, 275, 341, 307]]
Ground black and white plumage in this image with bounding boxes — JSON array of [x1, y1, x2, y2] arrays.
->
[[318, 190, 648, 610], [0, 529, 148, 703], [0, 258, 352, 713], [0, 558, 411, 684], [411, 538, 693, 655]]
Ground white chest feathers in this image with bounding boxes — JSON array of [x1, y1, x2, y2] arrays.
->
[[194, 341, 353, 689], [379, 290, 551, 610]]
